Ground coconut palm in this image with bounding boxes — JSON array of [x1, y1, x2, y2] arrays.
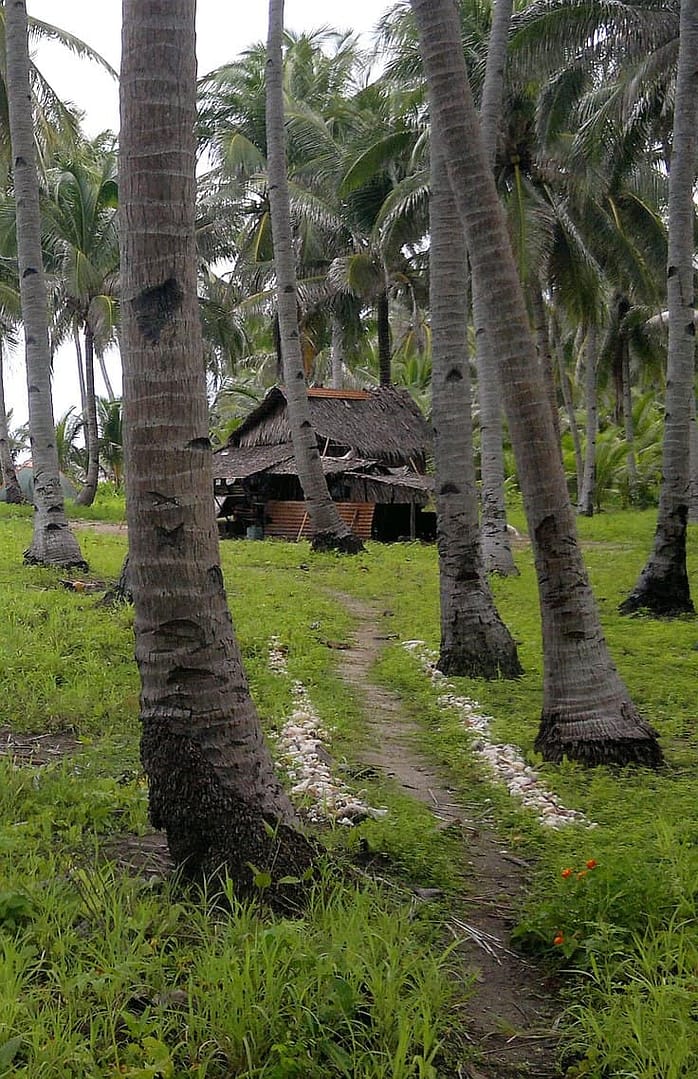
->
[[619, 0, 697, 616], [410, 0, 661, 766], [42, 141, 119, 506], [4, 0, 85, 568], [265, 0, 362, 552], [429, 127, 521, 677], [120, 0, 314, 895]]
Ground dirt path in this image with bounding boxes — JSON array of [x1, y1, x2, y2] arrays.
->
[[334, 593, 561, 1079]]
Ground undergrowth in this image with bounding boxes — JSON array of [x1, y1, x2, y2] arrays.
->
[[1, 500, 697, 1076]]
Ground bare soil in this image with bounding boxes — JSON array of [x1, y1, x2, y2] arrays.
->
[[333, 592, 562, 1079], [0, 727, 82, 765]]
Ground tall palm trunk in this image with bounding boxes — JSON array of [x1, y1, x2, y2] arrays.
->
[[411, 0, 661, 767], [430, 135, 521, 678], [5, 0, 85, 568], [0, 342, 23, 502], [376, 288, 392, 387], [620, 336, 639, 503], [120, 0, 315, 900], [553, 320, 584, 498], [578, 326, 598, 516], [265, 0, 361, 553], [473, 0, 517, 576], [620, 0, 697, 617], [330, 314, 344, 389], [75, 322, 99, 506]]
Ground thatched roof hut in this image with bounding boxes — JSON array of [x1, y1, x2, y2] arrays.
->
[[213, 386, 434, 542]]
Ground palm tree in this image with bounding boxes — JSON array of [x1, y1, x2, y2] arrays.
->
[[410, 0, 661, 767], [97, 396, 123, 488], [0, 339, 23, 501], [619, 0, 697, 616], [4, 0, 85, 568], [120, 0, 314, 896], [430, 128, 521, 677], [265, 0, 362, 553], [42, 142, 120, 506]]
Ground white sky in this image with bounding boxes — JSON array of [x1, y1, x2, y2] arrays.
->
[[5, 0, 387, 428]]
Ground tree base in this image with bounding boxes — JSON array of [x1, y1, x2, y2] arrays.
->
[[98, 555, 133, 607], [23, 547, 88, 573], [438, 642, 522, 680], [619, 577, 694, 618], [535, 715, 663, 768], [311, 530, 365, 554]]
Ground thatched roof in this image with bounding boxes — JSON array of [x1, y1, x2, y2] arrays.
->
[[229, 386, 431, 468], [213, 444, 292, 483]]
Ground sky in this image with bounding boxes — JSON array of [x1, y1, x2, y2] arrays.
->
[[5, 0, 389, 428]]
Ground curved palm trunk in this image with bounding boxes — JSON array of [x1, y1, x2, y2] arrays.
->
[[120, 0, 315, 901], [0, 342, 24, 503], [5, 0, 85, 568], [376, 288, 392, 387], [74, 328, 87, 416], [98, 352, 116, 402], [474, 0, 517, 577], [430, 137, 521, 678], [265, 0, 361, 553], [75, 323, 99, 506], [529, 280, 560, 441], [412, 0, 661, 767], [620, 0, 697, 617], [578, 327, 598, 516]]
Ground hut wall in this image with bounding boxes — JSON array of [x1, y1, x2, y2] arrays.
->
[[264, 500, 375, 541]]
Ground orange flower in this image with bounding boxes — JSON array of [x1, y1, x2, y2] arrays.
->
[[553, 933, 564, 946], [586, 859, 598, 870], [577, 870, 588, 879], [561, 867, 573, 879]]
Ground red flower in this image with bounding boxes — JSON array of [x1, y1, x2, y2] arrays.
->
[[561, 867, 573, 879], [577, 870, 588, 880], [586, 859, 598, 870], [553, 933, 564, 946]]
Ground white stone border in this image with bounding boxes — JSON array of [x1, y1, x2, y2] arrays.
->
[[269, 638, 387, 826], [403, 641, 592, 828]]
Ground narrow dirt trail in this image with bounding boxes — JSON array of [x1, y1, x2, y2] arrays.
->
[[334, 592, 561, 1079]]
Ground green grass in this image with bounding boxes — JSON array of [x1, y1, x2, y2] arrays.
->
[[2, 501, 698, 1076]]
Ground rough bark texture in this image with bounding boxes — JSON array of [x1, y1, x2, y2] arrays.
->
[[412, 0, 661, 767], [0, 343, 24, 502], [75, 324, 99, 506], [554, 328, 583, 499], [120, 0, 315, 903], [474, 0, 518, 577], [430, 137, 522, 679], [376, 288, 392, 387], [619, 0, 697, 617], [578, 327, 598, 517], [265, 0, 362, 555], [5, 0, 86, 568]]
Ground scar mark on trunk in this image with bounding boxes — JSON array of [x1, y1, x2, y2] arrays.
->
[[133, 278, 183, 344], [148, 491, 180, 507], [187, 437, 210, 451], [156, 523, 184, 548], [445, 367, 463, 382], [22, 267, 38, 278]]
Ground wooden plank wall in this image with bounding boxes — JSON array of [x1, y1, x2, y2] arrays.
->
[[264, 501, 375, 540]]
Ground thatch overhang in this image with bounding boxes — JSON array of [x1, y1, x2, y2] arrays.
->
[[213, 443, 293, 484], [229, 385, 432, 469]]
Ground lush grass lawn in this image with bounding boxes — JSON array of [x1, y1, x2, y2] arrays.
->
[[1, 500, 697, 1076]]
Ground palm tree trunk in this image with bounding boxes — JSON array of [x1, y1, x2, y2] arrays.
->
[[376, 288, 392, 387], [473, 0, 517, 576], [578, 326, 598, 516], [120, 0, 315, 901], [689, 392, 698, 523], [619, 0, 697, 617], [430, 134, 521, 678], [0, 342, 24, 503], [529, 280, 560, 442], [621, 340, 639, 504], [75, 323, 100, 506], [74, 327, 87, 416], [265, 0, 361, 553], [5, 0, 85, 568], [412, 0, 661, 767], [330, 314, 344, 389], [553, 322, 584, 499], [98, 352, 116, 401]]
